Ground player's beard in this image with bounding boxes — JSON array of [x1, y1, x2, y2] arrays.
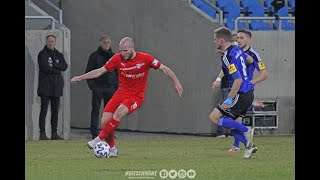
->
[[127, 51, 133, 60], [216, 44, 222, 51], [123, 51, 133, 61]]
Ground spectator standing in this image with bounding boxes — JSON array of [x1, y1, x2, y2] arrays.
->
[[85, 35, 119, 139], [37, 34, 68, 140]]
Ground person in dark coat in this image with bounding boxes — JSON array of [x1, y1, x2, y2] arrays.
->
[[37, 34, 68, 140], [86, 35, 119, 139]]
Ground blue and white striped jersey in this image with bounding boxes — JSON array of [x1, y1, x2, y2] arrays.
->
[[221, 45, 254, 93], [245, 47, 266, 81]]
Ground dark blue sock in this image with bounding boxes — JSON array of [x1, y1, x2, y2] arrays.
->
[[232, 121, 244, 147], [231, 129, 246, 147], [218, 117, 248, 133], [231, 129, 240, 148]]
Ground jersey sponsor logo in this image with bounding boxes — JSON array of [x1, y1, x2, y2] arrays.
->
[[131, 102, 138, 110], [258, 62, 266, 70], [136, 63, 143, 69], [228, 64, 237, 74], [152, 59, 159, 66], [121, 72, 145, 79]]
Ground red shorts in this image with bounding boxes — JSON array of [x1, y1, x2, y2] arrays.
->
[[103, 93, 143, 114]]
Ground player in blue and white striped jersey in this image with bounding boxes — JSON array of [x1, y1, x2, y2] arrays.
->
[[237, 29, 268, 87], [227, 29, 269, 153], [209, 27, 257, 158]]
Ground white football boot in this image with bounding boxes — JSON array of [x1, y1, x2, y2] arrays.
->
[[244, 127, 255, 148], [87, 137, 102, 149], [107, 146, 118, 158], [243, 143, 258, 159]]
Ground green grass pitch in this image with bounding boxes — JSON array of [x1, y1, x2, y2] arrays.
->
[[26, 135, 294, 180]]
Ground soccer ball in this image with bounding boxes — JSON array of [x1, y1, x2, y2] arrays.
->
[[94, 141, 111, 158]]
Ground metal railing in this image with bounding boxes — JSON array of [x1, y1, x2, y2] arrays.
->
[[42, 0, 63, 24], [188, 0, 223, 25], [25, 16, 56, 29], [235, 16, 295, 31]]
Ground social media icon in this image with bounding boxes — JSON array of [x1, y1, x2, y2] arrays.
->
[[159, 169, 168, 179], [187, 169, 196, 179], [178, 169, 187, 178]]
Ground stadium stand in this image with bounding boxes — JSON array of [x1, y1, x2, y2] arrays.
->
[[287, 0, 295, 16], [192, 0, 217, 19], [216, 0, 246, 30], [273, 5, 294, 30], [288, 0, 295, 9], [191, 0, 294, 31], [240, 0, 261, 11], [246, 2, 274, 30], [264, 0, 275, 15]]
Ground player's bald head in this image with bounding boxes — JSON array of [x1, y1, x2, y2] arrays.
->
[[119, 37, 134, 50]]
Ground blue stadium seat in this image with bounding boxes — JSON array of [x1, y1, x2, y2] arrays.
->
[[273, 5, 294, 30], [288, 0, 295, 10], [216, 0, 234, 10], [248, 3, 273, 30], [249, 20, 273, 30], [216, 0, 240, 18], [223, 0, 240, 18], [264, 0, 274, 13], [240, 0, 260, 11], [192, 0, 217, 19], [226, 18, 246, 30], [198, 3, 217, 19], [219, 0, 246, 30], [275, 20, 294, 30], [192, 0, 204, 7], [288, 0, 295, 15]]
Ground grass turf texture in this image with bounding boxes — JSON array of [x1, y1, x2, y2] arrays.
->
[[26, 135, 294, 180]]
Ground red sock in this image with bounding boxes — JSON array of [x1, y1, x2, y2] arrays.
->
[[98, 118, 120, 140], [105, 131, 115, 148]]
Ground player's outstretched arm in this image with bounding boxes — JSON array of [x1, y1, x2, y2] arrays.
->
[[212, 69, 225, 90], [159, 64, 183, 98], [71, 66, 107, 83]]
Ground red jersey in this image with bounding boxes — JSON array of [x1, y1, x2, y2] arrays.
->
[[103, 52, 161, 99]]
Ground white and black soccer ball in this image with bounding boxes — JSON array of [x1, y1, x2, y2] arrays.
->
[[94, 141, 111, 158]]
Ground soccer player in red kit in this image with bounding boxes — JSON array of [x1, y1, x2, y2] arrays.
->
[[71, 37, 183, 157]]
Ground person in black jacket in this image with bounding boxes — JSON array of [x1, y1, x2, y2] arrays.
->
[[37, 34, 68, 140], [86, 35, 119, 139]]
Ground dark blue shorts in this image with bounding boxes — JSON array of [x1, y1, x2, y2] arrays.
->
[[216, 89, 254, 119]]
